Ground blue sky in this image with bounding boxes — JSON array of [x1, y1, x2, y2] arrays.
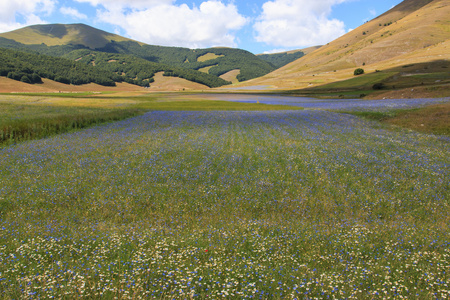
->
[[0, 0, 403, 54]]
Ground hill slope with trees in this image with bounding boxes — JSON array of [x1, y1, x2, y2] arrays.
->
[[0, 24, 277, 87], [257, 51, 306, 69], [0, 48, 117, 86], [0, 47, 231, 88]]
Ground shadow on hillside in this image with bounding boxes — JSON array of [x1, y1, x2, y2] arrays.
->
[[34, 24, 68, 39]]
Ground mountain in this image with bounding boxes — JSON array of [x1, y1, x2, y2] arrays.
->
[[257, 46, 322, 69], [0, 24, 136, 49], [0, 24, 276, 87], [234, 0, 450, 92]]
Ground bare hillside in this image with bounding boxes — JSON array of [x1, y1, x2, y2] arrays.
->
[[233, 0, 450, 90]]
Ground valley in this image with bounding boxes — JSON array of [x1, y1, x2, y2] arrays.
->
[[0, 0, 449, 298]]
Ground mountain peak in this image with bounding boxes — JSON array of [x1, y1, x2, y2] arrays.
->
[[0, 23, 134, 49]]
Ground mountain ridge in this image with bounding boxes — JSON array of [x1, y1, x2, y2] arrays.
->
[[0, 23, 280, 86], [0, 23, 139, 49]]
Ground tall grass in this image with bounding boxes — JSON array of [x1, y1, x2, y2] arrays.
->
[[0, 103, 143, 146], [342, 102, 450, 136], [0, 109, 448, 298], [0, 95, 300, 147]]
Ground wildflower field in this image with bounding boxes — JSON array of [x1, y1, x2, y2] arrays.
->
[[0, 96, 449, 299]]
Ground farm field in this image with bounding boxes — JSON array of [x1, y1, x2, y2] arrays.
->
[[0, 96, 449, 299]]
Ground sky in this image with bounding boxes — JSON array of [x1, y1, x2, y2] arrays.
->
[[0, 0, 403, 54]]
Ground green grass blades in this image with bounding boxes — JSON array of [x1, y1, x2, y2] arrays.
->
[[0, 95, 300, 147], [0, 102, 143, 146], [342, 102, 450, 136], [0, 110, 448, 298]]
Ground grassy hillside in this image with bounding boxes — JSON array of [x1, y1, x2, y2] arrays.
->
[[0, 24, 138, 49], [233, 0, 450, 92]]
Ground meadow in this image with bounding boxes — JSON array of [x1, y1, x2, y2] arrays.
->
[[0, 95, 449, 299], [0, 93, 299, 147]]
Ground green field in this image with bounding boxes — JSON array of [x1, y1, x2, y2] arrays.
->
[[0, 95, 449, 299], [0, 94, 301, 146], [316, 72, 397, 90]]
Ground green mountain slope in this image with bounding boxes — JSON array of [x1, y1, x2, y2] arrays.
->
[[257, 47, 322, 69], [63, 49, 230, 88], [0, 47, 229, 88], [257, 51, 306, 69], [0, 48, 118, 86], [0, 24, 276, 85], [97, 41, 276, 82]]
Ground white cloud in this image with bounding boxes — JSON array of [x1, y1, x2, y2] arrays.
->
[[96, 1, 248, 48], [60, 7, 88, 20], [254, 0, 348, 48], [75, 0, 173, 9], [263, 48, 288, 54], [0, 0, 55, 32]]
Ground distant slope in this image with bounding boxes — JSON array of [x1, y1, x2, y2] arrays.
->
[[257, 47, 321, 69], [235, 0, 450, 90], [0, 42, 231, 88], [63, 49, 230, 88], [0, 24, 276, 85], [0, 77, 144, 93], [95, 42, 276, 82], [0, 47, 229, 89]]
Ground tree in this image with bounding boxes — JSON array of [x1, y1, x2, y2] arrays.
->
[[354, 68, 364, 76], [20, 75, 31, 84], [31, 73, 43, 83]]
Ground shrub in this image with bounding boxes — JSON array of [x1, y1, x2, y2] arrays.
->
[[20, 75, 31, 84], [31, 73, 43, 84], [372, 83, 385, 90], [354, 68, 364, 76]]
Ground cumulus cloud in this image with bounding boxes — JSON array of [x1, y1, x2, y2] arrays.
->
[[75, 0, 171, 9], [263, 48, 288, 54], [254, 0, 348, 48], [0, 0, 55, 32], [96, 1, 248, 48], [60, 7, 88, 20]]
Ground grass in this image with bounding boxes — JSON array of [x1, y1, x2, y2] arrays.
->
[[0, 108, 448, 298], [0, 102, 143, 146], [136, 100, 303, 111], [0, 94, 302, 147], [197, 53, 224, 62], [342, 102, 450, 136], [317, 72, 397, 89]]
